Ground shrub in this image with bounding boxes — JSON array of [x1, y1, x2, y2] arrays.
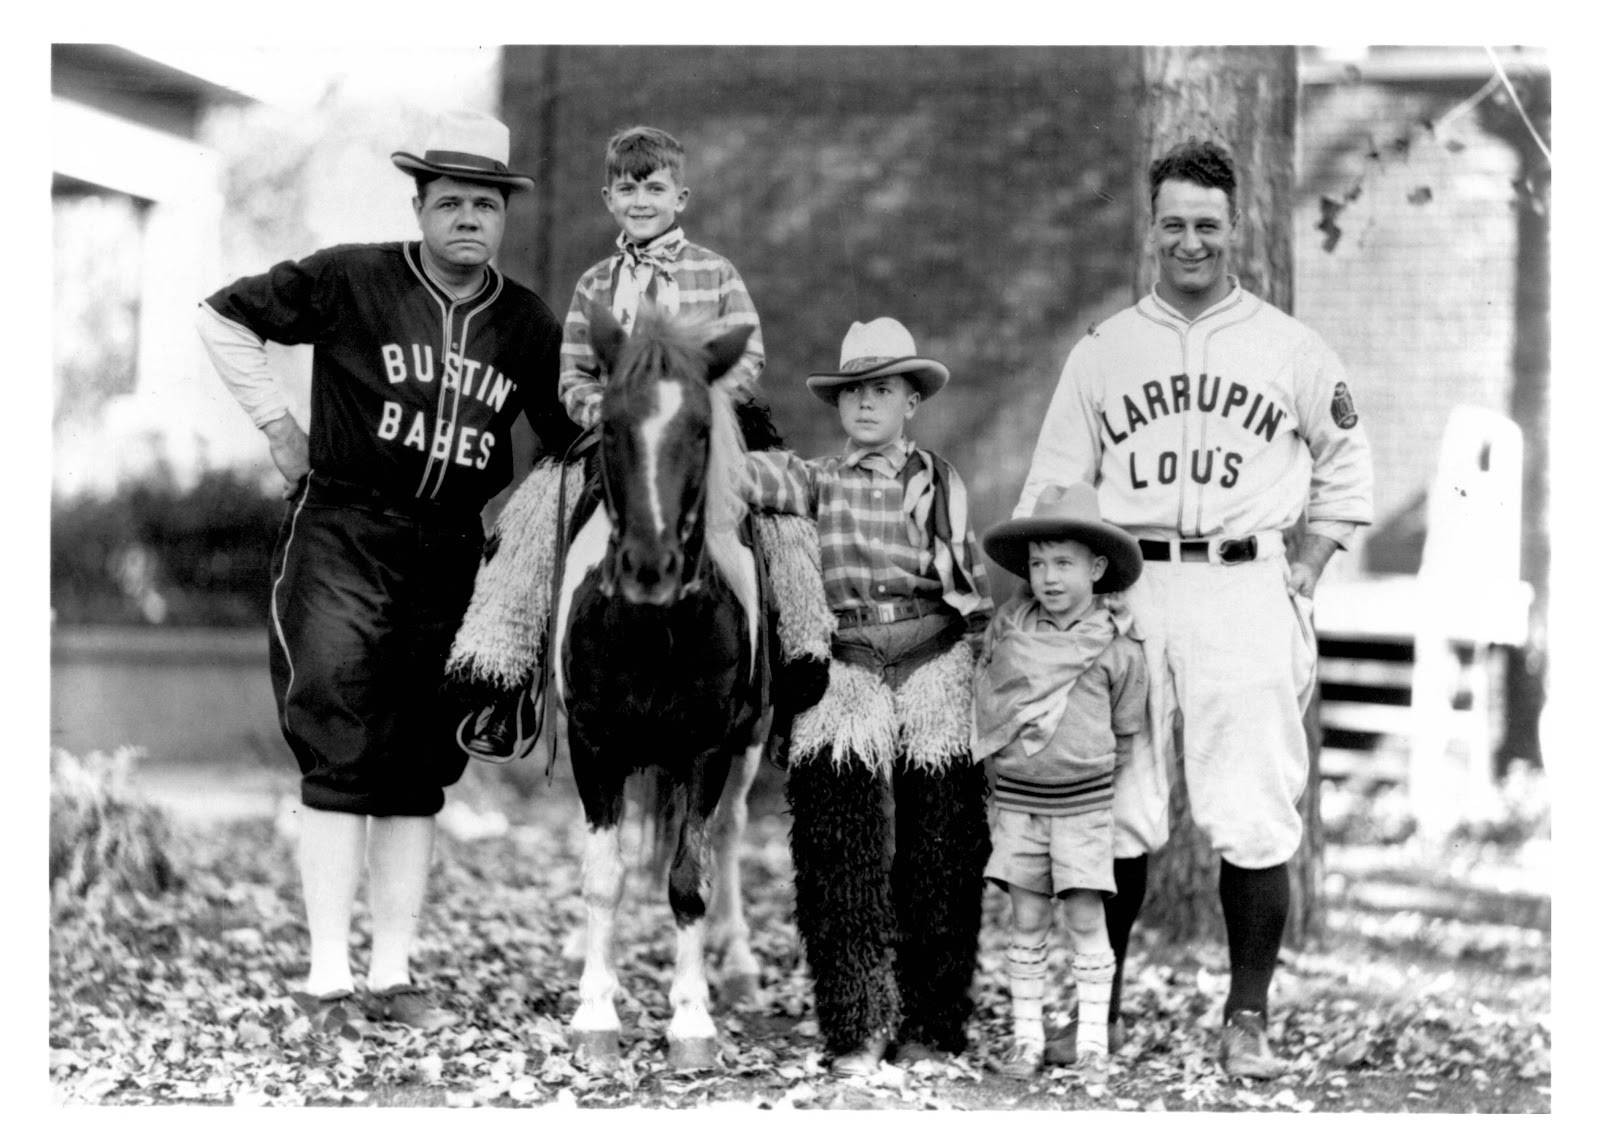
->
[[51, 469, 285, 626], [50, 747, 179, 904]]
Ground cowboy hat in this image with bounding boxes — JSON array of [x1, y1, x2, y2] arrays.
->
[[982, 483, 1143, 593], [391, 109, 536, 193], [805, 317, 950, 403]]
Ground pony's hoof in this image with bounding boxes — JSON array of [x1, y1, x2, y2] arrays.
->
[[569, 1028, 622, 1069], [667, 1036, 719, 1072], [718, 973, 763, 1009]]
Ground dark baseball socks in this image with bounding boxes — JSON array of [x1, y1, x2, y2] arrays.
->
[[1104, 854, 1148, 1023], [1218, 858, 1291, 1022]]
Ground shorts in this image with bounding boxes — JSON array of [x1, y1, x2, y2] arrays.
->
[[1110, 550, 1318, 868], [984, 806, 1115, 897], [268, 482, 483, 817]]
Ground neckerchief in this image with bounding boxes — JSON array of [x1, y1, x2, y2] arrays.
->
[[972, 597, 1121, 761], [611, 226, 686, 332], [844, 436, 910, 479], [899, 444, 986, 616]]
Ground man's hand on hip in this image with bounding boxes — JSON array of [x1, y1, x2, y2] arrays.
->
[[262, 413, 311, 498]]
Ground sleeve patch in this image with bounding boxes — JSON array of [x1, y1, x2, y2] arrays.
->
[[1331, 381, 1359, 429]]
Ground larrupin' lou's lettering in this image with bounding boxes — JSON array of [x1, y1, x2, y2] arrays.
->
[[1103, 372, 1281, 493], [1099, 372, 1286, 444]]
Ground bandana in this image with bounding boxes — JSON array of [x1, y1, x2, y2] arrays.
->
[[972, 599, 1128, 761], [610, 226, 686, 332]]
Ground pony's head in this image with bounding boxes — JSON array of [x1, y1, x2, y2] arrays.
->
[[590, 305, 754, 606]]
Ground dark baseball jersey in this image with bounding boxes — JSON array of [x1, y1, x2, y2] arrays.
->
[[205, 241, 579, 513]]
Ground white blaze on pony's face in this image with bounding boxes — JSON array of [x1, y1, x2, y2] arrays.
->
[[638, 379, 686, 540]]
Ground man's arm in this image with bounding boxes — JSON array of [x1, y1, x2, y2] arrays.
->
[[194, 302, 308, 494], [1015, 337, 1103, 517], [1292, 334, 1375, 596]]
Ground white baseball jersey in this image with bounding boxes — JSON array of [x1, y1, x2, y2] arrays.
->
[[1018, 282, 1372, 540]]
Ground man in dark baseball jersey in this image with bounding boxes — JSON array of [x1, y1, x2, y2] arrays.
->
[[196, 109, 578, 1031]]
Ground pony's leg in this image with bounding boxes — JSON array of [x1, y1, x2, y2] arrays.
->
[[571, 820, 626, 1066], [666, 770, 727, 1071], [708, 740, 763, 1007]]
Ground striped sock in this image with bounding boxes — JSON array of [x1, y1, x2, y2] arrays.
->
[[1072, 950, 1117, 1057], [1005, 936, 1050, 1049]]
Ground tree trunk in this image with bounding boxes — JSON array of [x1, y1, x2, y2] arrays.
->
[[1132, 46, 1323, 947], [1478, 75, 1550, 776]]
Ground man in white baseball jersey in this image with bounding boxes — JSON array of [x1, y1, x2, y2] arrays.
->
[[1015, 140, 1372, 1077]]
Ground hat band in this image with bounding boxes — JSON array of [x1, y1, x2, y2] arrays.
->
[[838, 355, 910, 373], [422, 149, 510, 174]]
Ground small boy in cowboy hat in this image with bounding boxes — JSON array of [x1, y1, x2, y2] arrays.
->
[[974, 483, 1148, 1079], [745, 317, 993, 1076]]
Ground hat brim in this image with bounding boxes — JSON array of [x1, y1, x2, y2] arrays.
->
[[982, 519, 1143, 593], [392, 152, 537, 193], [805, 357, 949, 404]]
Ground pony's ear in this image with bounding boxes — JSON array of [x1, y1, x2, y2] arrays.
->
[[589, 304, 627, 374], [703, 325, 754, 384]]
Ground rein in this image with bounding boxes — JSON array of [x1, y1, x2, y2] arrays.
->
[[540, 424, 600, 783]]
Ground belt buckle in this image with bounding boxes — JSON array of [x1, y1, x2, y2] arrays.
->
[[1217, 536, 1257, 565], [876, 601, 899, 624]]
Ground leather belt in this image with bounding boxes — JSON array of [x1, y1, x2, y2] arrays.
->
[[305, 473, 481, 529], [1138, 536, 1259, 565], [834, 597, 946, 628]]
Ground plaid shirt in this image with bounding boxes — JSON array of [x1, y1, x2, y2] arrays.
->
[[558, 227, 764, 428], [746, 437, 991, 633]]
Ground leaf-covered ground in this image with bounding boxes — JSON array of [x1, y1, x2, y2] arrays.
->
[[49, 770, 1550, 1112]]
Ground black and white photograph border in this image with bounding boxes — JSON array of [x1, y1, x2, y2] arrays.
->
[[19, 1, 1582, 1127]]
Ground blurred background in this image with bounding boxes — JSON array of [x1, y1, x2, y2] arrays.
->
[[49, 43, 1552, 845]]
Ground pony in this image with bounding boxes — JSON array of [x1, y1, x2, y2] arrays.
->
[[552, 305, 768, 1071]]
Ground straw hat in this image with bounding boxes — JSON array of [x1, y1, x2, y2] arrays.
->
[[982, 483, 1143, 592]]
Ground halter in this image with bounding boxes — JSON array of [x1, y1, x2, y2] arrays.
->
[[597, 374, 715, 602]]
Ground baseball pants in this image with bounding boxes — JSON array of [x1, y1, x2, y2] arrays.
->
[[1110, 541, 1317, 869]]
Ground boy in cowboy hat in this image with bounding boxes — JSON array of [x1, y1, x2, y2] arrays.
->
[[196, 109, 577, 1033], [745, 317, 993, 1076], [974, 483, 1148, 1079]]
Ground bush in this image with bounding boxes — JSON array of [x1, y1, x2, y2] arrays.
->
[[50, 747, 179, 904], [51, 469, 285, 626]]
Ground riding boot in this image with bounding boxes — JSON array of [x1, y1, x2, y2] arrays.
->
[[786, 750, 900, 1057], [890, 755, 991, 1055]]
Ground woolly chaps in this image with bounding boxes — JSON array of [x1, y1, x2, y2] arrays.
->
[[787, 748, 990, 1057]]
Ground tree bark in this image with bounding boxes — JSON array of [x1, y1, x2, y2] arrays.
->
[[1132, 46, 1323, 947], [1478, 74, 1550, 776]]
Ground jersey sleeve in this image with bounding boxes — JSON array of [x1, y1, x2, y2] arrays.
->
[[714, 258, 765, 399], [558, 264, 609, 429], [202, 247, 345, 346], [1292, 332, 1374, 530], [1015, 334, 1104, 517]]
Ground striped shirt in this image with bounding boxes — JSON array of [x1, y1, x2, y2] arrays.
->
[[745, 437, 991, 631], [558, 227, 764, 427], [981, 598, 1146, 816]]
